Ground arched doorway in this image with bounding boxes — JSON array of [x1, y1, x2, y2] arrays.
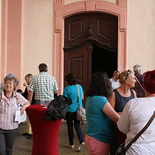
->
[[64, 12, 118, 94], [53, 0, 127, 94]]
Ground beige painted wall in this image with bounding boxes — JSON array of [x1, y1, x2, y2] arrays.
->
[[22, 0, 53, 84], [127, 0, 155, 73], [21, 0, 155, 89]]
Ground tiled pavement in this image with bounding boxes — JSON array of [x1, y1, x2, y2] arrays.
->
[[13, 120, 89, 155]]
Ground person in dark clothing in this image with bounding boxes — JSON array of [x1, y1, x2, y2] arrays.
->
[[22, 74, 34, 139], [22, 74, 35, 104], [108, 70, 137, 155], [133, 64, 145, 97], [63, 73, 85, 152]]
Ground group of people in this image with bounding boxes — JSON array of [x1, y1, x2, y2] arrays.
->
[[1, 62, 155, 155], [63, 64, 151, 155], [0, 63, 59, 155], [85, 65, 155, 155]]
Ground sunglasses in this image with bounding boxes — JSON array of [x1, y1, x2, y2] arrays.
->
[[125, 69, 132, 79]]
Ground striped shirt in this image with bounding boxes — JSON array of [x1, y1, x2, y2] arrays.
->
[[28, 72, 59, 101], [0, 92, 28, 130]]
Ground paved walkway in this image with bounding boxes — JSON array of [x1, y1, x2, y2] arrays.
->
[[13, 121, 89, 155]]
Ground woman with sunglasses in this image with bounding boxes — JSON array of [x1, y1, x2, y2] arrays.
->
[[108, 70, 137, 154]]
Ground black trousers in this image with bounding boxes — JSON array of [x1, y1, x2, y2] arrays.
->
[[66, 112, 84, 145], [0, 128, 18, 155]]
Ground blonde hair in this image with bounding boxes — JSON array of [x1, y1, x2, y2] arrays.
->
[[117, 70, 132, 84]]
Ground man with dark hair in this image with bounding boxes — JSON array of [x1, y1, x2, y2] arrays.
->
[[133, 64, 145, 97], [38, 63, 48, 72], [28, 63, 59, 105]]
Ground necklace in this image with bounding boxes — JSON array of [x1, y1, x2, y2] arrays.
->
[[5, 95, 10, 99], [4, 91, 13, 99]]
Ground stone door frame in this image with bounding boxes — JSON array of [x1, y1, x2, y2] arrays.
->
[[54, 0, 127, 93]]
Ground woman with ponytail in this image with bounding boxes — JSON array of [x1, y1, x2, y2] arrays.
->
[[108, 70, 137, 154]]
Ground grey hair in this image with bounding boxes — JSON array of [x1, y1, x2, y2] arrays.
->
[[133, 65, 141, 72], [25, 73, 33, 81], [4, 75, 19, 91]]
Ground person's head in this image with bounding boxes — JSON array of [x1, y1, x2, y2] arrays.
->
[[133, 65, 141, 73], [25, 74, 33, 84], [38, 63, 48, 72], [144, 70, 155, 94], [86, 71, 112, 97], [65, 73, 77, 85], [118, 70, 136, 88], [4, 75, 19, 91], [113, 70, 120, 80]]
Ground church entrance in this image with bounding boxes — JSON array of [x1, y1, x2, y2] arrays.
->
[[64, 12, 118, 101]]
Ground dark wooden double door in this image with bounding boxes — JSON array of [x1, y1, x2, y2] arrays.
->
[[64, 13, 118, 99]]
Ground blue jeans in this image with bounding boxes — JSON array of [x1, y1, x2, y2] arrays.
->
[[66, 112, 84, 145]]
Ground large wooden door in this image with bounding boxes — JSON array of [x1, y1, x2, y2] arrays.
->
[[64, 12, 118, 94], [64, 44, 92, 93]]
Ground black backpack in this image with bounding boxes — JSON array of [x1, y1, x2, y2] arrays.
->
[[45, 95, 72, 121]]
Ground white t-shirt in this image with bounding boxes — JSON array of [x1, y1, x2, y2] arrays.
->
[[117, 97, 155, 155], [109, 77, 120, 90]]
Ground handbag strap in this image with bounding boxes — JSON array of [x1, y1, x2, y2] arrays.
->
[[125, 111, 155, 151], [76, 84, 80, 105], [135, 76, 145, 92], [15, 92, 22, 107]]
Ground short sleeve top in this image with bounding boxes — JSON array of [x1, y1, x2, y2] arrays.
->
[[63, 84, 84, 112], [85, 96, 114, 143]]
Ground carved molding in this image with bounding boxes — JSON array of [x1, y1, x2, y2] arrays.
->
[[55, 29, 61, 33], [120, 28, 126, 32], [55, 0, 62, 3], [88, 44, 93, 53], [117, 0, 127, 7]]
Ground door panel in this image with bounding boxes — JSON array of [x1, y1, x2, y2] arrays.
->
[[64, 44, 92, 97], [64, 13, 118, 51], [64, 13, 89, 48], [64, 13, 118, 103]]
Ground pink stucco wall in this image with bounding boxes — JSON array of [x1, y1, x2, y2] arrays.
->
[[1, 0, 22, 86]]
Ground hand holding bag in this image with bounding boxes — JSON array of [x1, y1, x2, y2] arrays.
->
[[115, 111, 155, 155], [76, 84, 86, 121]]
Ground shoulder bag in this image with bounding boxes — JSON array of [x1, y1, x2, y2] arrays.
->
[[76, 84, 86, 121], [116, 111, 155, 155]]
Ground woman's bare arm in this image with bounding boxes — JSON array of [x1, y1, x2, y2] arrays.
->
[[103, 102, 120, 122], [107, 91, 116, 109]]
